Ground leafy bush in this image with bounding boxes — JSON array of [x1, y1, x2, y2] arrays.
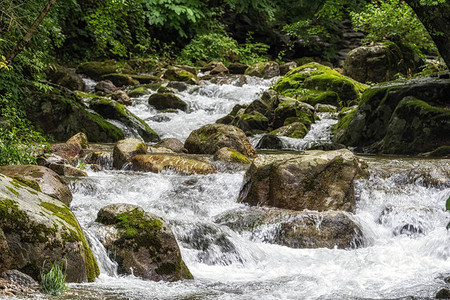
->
[[40, 260, 68, 296], [350, 0, 437, 54]]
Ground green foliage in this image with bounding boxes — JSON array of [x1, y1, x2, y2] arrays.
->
[[351, 0, 437, 54], [446, 196, 450, 211], [40, 260, 68, 296]]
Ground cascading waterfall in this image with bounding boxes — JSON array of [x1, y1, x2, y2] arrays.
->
[[67, 77, 450, 300]]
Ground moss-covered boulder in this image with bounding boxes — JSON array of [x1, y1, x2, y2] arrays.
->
[[101, 73, 139, 87], [0, 174, 99, 282], [46, 64, 86, 91], [213, 147, 251, 164], [95, 80, 118, 94], [113, 138, 148, 170], [245, 61, 280, 79], [273, 98, 315, 129], [128, 86, 150, 97], [27, 89, 124, 143], [185, 124, 257, 157], [274, 63, 368, 107], [0, 165, 72, 206], [148, 93, 188, 111], [85, 94, 160, 142], [95, 203, 193, 281], [270, 122, 309, 139], [216, 207, 363, 249], [76, 60, 135, 80], [238, 150, 368, 212], [130, 75, 159, 84], [344, 42, 425, 84], [334, 78, 450, 155], [111, 90, 132, 106], [131, 154, 217, 175], [163, 67, 198, 84], [228, 63, 249, 74], [255, 134, 285, 150]]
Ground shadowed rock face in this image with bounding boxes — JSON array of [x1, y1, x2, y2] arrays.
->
[[184, 123, 257, 158], [0, 174, 99, 282], [238, 149, 368, 213], [95, 203, 193, 281]]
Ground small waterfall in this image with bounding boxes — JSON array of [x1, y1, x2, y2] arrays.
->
[[85, 229, 118, 277]]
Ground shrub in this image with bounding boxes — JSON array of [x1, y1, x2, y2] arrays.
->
[[40, 260, 68, 296]]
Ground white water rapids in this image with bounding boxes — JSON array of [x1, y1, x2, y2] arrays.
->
[[62, 76, 450, 299]]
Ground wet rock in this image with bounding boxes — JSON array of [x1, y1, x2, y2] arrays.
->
[[166, 81, 189, 92], [154, 138, 185, 153], [245, 61, 280, 79], [46, 65, 86, 91], [111, 90, 132, 106], [213, 147, 251, 164], [85, 151, 113, 170], [0, 174, 99, 282], [184, 124, 257, 158], [270, 122, 308, 139], [95, 80, 118, 94], [128, 86, 150, 97], [101, 73, 139, 87], [131, 154, 216, 175], [51, 142, 83, 161], [76, 60, 135, 80], [334, 78, 450, 155], [279, 61, 298, 76], [255, 134, 285, 150], [130, 75, 159, 84], [315, 104, 337, 113], [344, 42, 425, 84], [27, 88, 124, 143], [306, 142, 346, 151], [113, 138, 148, 170], [0, 229, 12, 273], [48, 163, 88, 177], [1, 270, 37, 286], [238, 150, 368, 212], [210, 62, 229, 75], [67, 132, 89, 149], [274, 63, 368, 107], [157, 86, 177, 94], [148, 93, 188, 111], [273, 99, 315, 129], [228, 63, 249, 74], [95, 203, 193, 281], [0, 165, 72, 206], [85, 94, 160, 142], [216, 207, 364, 249], [436, 288, 450, 299], [163, 67, 198, 84]]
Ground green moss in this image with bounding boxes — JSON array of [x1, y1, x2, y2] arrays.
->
[[128, 87, 150, 97], [6, 186, 20, 196], [429, 146, 450, 157], [40, 202, 100, 282], [229, 150, 251, 164], [11, 178, 42, 193], [76, 61, 134, 80], [164, 68, 197, 82], [270, 122, 308, 138], [85, 111, 125, 141], [130, 75, 159, 84], [333, 108, 357, 133], [155, 259, 193, 279]]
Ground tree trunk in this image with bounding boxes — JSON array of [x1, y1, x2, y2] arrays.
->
[[405, 0, 450, 69], [7, 0, 58, 61]]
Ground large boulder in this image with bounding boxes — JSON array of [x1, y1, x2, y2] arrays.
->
[[95, 80, 118, 94], [154, 138, 185, 153], [131, 154, 217, 175], [334, 78, 450, 155], [27, 89, 124, 143], [238, 150, 368, 212], [344, 42, 425, 84], [0, 165, 72, 206], [245, 61, 280, 79], [148, 93, 188, 111], [273, 63, 368, 107], [184, 124, 257, 157], [84, 94, 160, 142], [95, 204, 193, 281], [272, 98, 316, 129], [0, 174, 99, 282], [101, 74, 139, 87], [216, 207, 363, 249], [213, 147, 251, 164], [113, 138, 148, 169], [46, 65, 86, 91], [76, 60, 135, 80]]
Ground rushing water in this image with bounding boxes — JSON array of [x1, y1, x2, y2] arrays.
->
[[62, 76, 450, 300]]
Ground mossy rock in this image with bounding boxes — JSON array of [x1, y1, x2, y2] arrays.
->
[[101, 73, 139, 87], [244, 61, 280, 79], [428, 145, 450, 158], [213, 147, 251, 164], [270, 122, 308, 139], [273, 100, 315, 129], [130, 75, 159, 84], [128, 87, 150, 97], [27, 88, 124, 143], [84, 94, 160, 142], [46, 64, 86, 91], [274, 63, 368, 107], [163, 67, 198, 84], [76, 60, 135, 80], [131, 154, 217, 175], [335, 78, 450, 155], [255, 134, 285, 150], [96, 203, 193, 281], [236, 111, 270, 134], [113, 138, 148, 169], [148, 93, 188, 112], [0, 174, 99, 282], [184, 124, 257, 158]]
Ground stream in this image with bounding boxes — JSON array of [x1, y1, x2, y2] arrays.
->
[[62, 76, 449, 299]]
